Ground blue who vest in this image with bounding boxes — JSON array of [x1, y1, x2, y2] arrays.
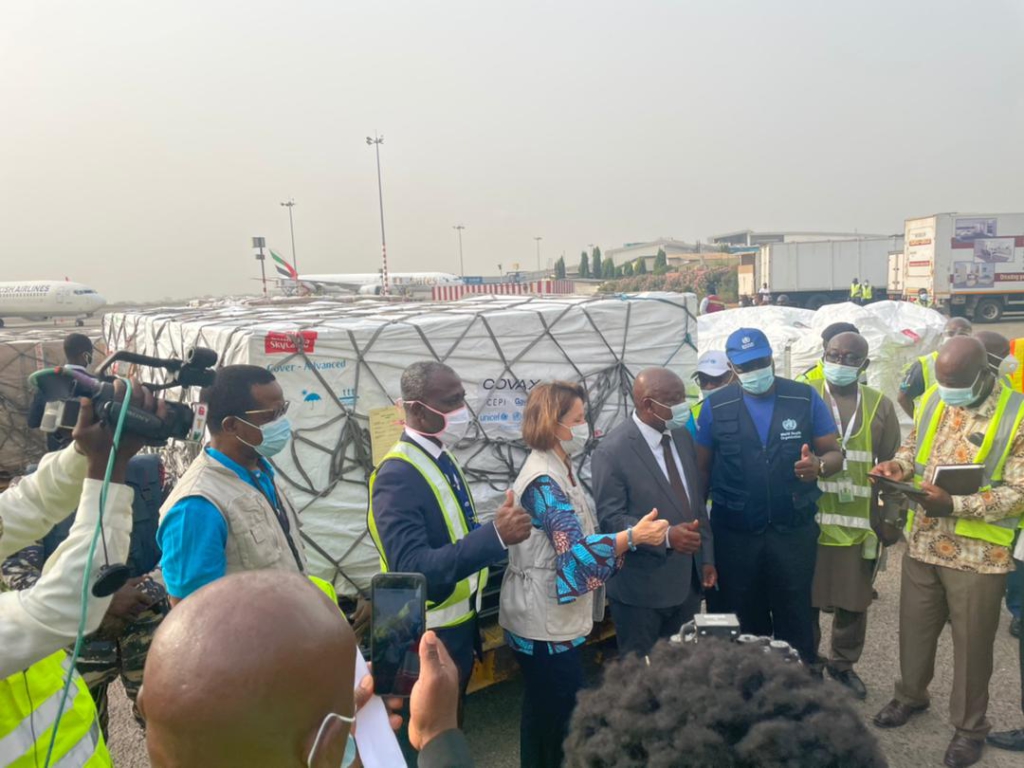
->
[[707, 379, 822, 532]]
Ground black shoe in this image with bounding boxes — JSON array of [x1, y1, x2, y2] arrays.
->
[[1011, 617, 1021, 638], [827, 666, 868, 700], [808, 663, 825, 680], [987, 729, 1024, 751], [873, 698, 929, 729]]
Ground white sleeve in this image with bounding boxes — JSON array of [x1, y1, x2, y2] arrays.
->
[[0, 446, 88, 559], [0, 480, 134, 678]]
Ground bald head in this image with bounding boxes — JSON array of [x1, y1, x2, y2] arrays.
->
[[975, 330, 1010, 365], [826, 332, 869, 361], [142, 572, 356, 768], [634, 368, 686, 431], [935, 336, 989, 390]]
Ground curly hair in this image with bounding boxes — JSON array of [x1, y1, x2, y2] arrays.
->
[[564, 639, 887, 768]]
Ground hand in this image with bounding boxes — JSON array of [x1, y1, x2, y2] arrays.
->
[[702, 564, 718, 590], [407, 630, 459, 751], [793, 444, 819, 483], [667, 520, 701, 554], [105, 576, 154, 621], [916, 481, 954, 518], [632, 508, 670, 547], [494, 490, 532, 546], [350, 598, 371, 642], [871, 460, 909, 482], [74, 379, 165, 482]]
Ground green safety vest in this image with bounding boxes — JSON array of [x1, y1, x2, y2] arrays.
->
[[796, 361, 825, 384], [850, 283, 862, 299], [908, 383, 1024, 547], [367, 441, 488, 629], [0, 651, 110, 767], [811, 381, 883, 554], [862, 284, 874, 300]]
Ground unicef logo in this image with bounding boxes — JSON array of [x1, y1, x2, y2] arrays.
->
[[782, 419, 797, 431]]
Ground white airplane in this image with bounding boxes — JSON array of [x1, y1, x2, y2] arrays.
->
[[267, 250, 463, 295], [0, 280, 107, 327]]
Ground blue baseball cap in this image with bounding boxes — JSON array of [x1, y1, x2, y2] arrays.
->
[[726, 328, 773, 365]]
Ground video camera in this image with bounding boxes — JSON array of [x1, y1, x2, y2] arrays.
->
[[672, 613, 802, 663], [33, 347, 218, 445]]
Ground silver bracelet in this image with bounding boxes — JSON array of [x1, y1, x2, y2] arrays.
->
[[627, 526, 637, 552]]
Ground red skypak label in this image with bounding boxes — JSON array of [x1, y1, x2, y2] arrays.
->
[[264, 331, 317, 354]]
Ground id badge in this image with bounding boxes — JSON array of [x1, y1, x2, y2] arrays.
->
[[837, 476, 855, 504]]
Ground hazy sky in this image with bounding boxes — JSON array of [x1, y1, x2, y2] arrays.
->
[[3, 1, 1023, 301]]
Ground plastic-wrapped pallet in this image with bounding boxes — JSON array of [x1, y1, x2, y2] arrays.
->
[[104, 292, 698, 597], [698, 301, 947, 423], [0, 330, 106, 479]]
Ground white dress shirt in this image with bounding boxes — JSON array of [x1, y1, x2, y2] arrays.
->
[[1, 446, 134, 677], [402, 428, 506, 549], [631, 412, 692, 547]]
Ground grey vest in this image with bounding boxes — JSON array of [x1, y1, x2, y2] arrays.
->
[[161, 451, 307, 577], [499, 450, 603, 643]]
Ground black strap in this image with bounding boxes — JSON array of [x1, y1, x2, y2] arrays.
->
[[249, 471, 306, 573]]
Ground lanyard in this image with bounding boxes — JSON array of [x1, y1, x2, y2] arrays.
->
[[825, 385, 861, 469], [248, 471, 306, 572]]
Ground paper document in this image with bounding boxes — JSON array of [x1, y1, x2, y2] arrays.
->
[[369, 406, 406, 467], [353, 649, 404, 767]]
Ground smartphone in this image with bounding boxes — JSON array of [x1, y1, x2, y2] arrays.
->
[[868, 473, 928, 500], [370, 572, 427, 698]]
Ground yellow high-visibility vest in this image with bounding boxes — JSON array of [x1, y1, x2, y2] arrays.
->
[[810, 381, 883, 554], [850, 282, 862, 299], [367, 441, 487, 629], [908, 384, 1024, 547], [1009, 338, 1024, 394], [0, 651, 110, 767]]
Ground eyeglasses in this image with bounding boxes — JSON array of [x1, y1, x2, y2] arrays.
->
[[244, 401, 291, 420], [823, 352, 866, 366]]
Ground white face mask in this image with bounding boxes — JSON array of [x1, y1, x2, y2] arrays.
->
[[407, 402, 472, 447], [995, 354, 1019, 378], [558, 422, 590, 455]]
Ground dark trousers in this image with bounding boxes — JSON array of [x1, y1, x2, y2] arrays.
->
[[713, 520, 819, 661], [1016, 559, 1024, 715], [610, 585, 702, 657], [1007, 558, 1023, 620], [514, 643, 584, 768]]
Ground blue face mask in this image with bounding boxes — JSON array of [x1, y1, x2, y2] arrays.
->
[[651, 399, 691, 430], [306, 712, 357, 768], [239, 416, 293, 458], [938, 371, 983, 408], [736, 365, 774, 395], [823, 362, 862, 387]]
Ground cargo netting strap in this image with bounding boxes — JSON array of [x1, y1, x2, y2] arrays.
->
[[102, 294, 697, 598]]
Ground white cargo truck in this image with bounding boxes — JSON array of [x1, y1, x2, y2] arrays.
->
[[902, 212, 1024, 322], [751, 236, 902, 309]]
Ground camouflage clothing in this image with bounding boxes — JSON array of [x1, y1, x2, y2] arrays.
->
[[1, 543, 168, 737]]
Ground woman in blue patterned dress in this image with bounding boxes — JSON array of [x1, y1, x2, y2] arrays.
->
[[499, 381, 668, 768]]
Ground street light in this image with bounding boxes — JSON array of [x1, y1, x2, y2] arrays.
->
[[252, 236, 267, 296], [453, 224, 466, 277], [280, 199, 298, 274], [366, 134, 389, 296], [534, 236, 543, 272]]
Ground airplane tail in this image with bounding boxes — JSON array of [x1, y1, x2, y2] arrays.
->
[[270, 250, 299, 280]]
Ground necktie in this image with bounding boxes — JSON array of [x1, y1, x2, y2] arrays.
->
[[661, 434, 693, 521]]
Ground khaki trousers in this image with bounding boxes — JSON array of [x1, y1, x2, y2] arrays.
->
[[894, 554, 1007, 738]]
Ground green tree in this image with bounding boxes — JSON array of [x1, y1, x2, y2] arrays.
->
[[653, 248, 668, 275], [578, 251, 590, 278], [592, 248, 602, 279], [554, 256, 566, 279], [602, 259, 616, 279], [636, 258, 648, 275], [622, 260, 634, 277]]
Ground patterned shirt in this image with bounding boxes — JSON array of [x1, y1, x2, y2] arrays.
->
[[505, 475, 620, 656], [893, 382, 1024, 574]]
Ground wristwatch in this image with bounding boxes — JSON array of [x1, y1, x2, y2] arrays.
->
[[818, 456, 827, 478]]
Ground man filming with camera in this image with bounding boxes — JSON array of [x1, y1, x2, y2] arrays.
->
[[1, 383, 163, 766]]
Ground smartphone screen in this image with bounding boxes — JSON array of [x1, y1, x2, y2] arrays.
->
[[370, 573, 427, 698]]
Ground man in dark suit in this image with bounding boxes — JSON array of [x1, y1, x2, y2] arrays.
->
[[367, 361, 532, 693], [592, 367, 715, 657]]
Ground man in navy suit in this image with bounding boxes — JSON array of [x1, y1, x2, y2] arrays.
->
[[368, 361, 532, 697]]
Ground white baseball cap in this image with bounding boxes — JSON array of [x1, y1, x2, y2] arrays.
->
[[695, 350, 730, 378]]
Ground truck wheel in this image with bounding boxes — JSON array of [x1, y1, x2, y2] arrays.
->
[[974, 298, 1003, 323], [805, 294, 831, 310]]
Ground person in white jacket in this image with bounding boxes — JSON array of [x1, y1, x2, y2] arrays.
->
[[1, 392, 156, 677]]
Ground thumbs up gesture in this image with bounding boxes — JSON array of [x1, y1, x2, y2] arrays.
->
[[793, 443, 820, 484], [667, 519, 702, 554], [495, 489, 533, 546], [633, 508, 671, 547]]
